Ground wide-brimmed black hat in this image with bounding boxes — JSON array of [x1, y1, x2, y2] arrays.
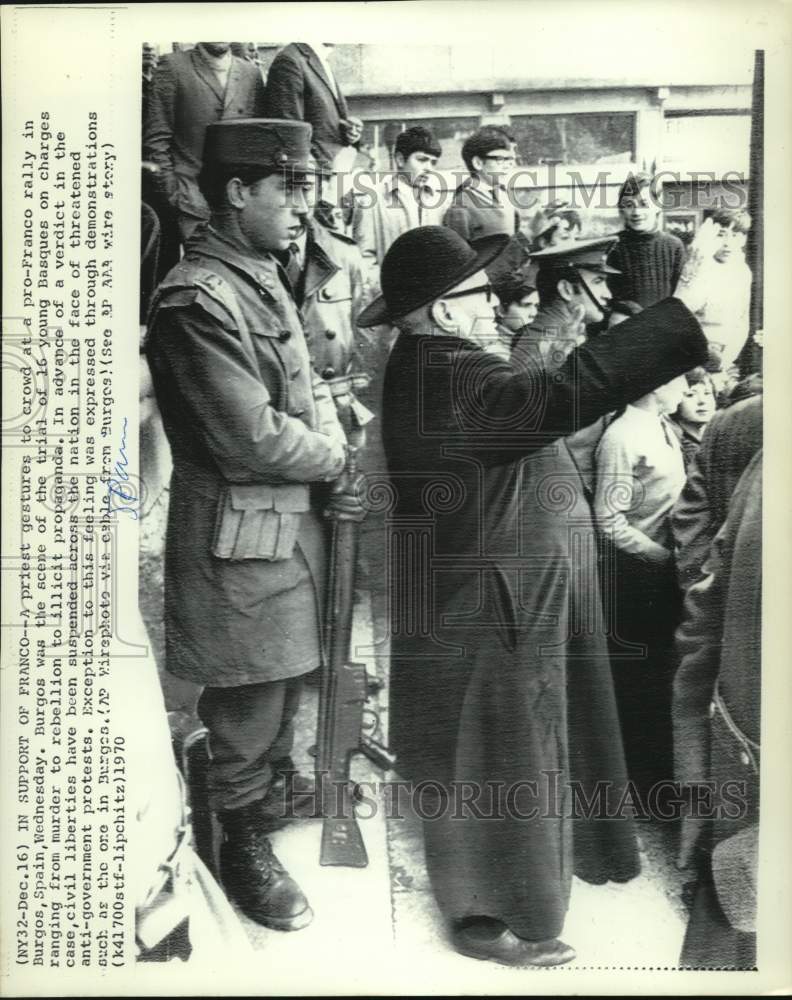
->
[[357, 226, 509, 327]]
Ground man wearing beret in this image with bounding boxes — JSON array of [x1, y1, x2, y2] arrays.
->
[[146, 119, 347, 932], [358, 227, 709, 966]]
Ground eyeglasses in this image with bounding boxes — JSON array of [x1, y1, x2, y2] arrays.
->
[[483, 155, 516, 165], [442, 283, 494, 304]]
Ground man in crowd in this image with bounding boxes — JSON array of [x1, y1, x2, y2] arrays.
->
[[357, 225, 709, 967], [146, 120, 347, 933], [264, 41, 363, 172], [144, 42, 266, 242], [352, 125, 444, 263], [607, 171, 687, 307], [442, 125, 521, 242], [514, 235, 618, 365]]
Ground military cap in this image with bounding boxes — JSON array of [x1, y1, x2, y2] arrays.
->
[[202, 118, 322, 176], [529, 235, 621, 275]]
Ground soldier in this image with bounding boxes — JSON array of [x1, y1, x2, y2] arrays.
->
[[145, 119, 347, 933]]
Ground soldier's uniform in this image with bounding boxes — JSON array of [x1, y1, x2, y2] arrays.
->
[[145, 119, 346, 932]]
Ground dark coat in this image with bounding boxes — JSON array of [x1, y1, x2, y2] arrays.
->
[[146, 226, 345, 687], [674, 452, 761, 967], [263, 43, 349, 164], [672, 394, 762, 591], [382, 297, 708, 938], [144, 47, 266, 222]]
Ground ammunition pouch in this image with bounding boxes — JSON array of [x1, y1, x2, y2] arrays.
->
[[212, 483, 311, 561]]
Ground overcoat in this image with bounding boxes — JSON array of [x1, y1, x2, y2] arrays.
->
[[146, 226, 345, 687], [299, 221, 370, 377], [263, 43, 349, 165], [382, 297, 707, 940], [143, 47, 266, 223]]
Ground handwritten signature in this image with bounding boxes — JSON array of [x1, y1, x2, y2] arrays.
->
[[104, 416, 139, 519]]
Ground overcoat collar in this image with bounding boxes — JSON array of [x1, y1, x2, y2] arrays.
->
[[301, 222, 340, 301]]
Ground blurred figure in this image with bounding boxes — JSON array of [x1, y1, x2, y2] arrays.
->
[[491, 265, 540, 360], [594, 375, 688, 798], [669, 367, 717, 470], [677, 208, 753, 379], [144, 42, 266, 242], [352, 125, 443, 264], [530, 200, 583, 250], [607, 172, 687, 307], [142, 42, 159, 122], [673, 452, 761, 969], [263, 41, 362, 172]]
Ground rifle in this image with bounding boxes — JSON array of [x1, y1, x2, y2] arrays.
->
[[316, 371, 396, 868]]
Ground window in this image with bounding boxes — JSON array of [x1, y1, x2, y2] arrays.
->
[[510, 113, 636, 166], [663, 112, 751, 174]]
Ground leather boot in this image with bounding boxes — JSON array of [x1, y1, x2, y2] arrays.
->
[[259, 759, 322, 830], [218, 802, 313, 931]]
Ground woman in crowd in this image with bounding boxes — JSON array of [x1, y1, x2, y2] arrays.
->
[[593, 375, 688, 798], [669, 368, 718, 470]]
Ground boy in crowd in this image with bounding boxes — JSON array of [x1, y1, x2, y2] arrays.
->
[[607, 172, 687, 308], [443, 125, 521, 241], [353, 125, 443, 263]]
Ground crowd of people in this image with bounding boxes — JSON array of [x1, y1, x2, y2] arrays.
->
[[138, 41, 762, 969]]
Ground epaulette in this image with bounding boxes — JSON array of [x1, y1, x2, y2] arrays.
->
[[149, 266, 239, 330]]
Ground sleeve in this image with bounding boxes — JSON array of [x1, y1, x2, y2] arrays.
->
[[672, 515, 728, 788], [672, 424, 717, 589], [478, 296, 709, 451], [143, 56, 178, 201], [670, 236, 687, 295], [147, 297, 345, 484], [442, 204, 471, 241], [252, 66, 267, 116], [263, 51, 305, 121], [351, 200, 377, 259], [348, 243, 372, 330], [593, 425, 671, 563]]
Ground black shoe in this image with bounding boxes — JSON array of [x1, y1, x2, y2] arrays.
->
[[453, 919, 576, 968], [218, 803, 313, 931]]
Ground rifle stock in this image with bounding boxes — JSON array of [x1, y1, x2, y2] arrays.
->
[[316, 377, 395, 868]]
